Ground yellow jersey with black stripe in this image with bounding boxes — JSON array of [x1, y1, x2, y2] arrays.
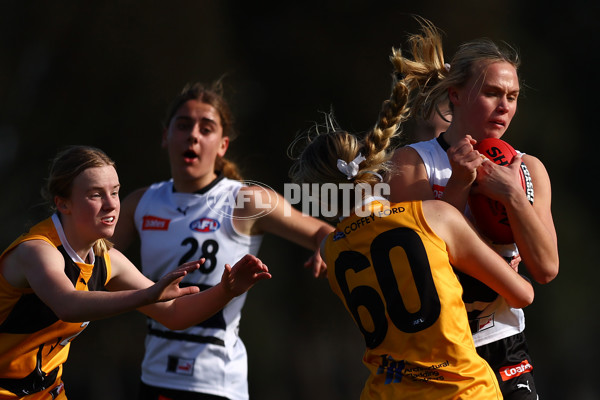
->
[[323, 199, 502, 400], [0, 215, 112, 399]]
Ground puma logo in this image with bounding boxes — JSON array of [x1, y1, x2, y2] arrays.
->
[[177, 207, 189, 215], [517, 380, 531, 392]]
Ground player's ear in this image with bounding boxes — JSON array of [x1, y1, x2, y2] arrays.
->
[[55, 196, 71, 215], [217, 136, 229, 158], [448, 86, 460, 106]]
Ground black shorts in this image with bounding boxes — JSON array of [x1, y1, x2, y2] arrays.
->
[[477, 332, 539, 400], [138, 382, 229, 400]]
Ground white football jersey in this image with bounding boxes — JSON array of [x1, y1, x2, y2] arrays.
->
[[134, 176, 263, 399], [409, 137, 525, 347]]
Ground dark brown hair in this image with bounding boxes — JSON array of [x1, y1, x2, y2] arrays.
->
[[164, 80, 242, 180]]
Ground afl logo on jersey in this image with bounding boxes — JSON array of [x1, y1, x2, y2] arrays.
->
[[190, 218, 220, 233]]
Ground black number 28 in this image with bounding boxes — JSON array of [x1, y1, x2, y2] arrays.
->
[[179, 237, 219, 274], [335, 227, 441, 348]]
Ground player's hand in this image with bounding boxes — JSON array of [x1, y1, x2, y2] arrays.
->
[[508, 254, 522, 272], [473, 153, 524, 203], [303, 249, 328, 279], [447, 135, 483, 187], [152, 260, 202, 302], [221, 254, 272, 297]]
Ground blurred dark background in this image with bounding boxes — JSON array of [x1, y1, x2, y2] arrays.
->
[[1, 1, 597, 399]]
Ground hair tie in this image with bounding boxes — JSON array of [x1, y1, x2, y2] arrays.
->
[[337, 153, 366, 180]]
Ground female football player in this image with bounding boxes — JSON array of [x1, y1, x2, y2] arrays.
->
[[112, 80, 333, 400], [0, 145, 271, 399], [387, 17, 559, 399]]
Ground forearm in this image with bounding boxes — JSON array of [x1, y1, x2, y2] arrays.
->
[[452, 238, 534, 309], [55, 288, 154, 322], [314, 223, 334, 249], [500, 272, 535, 309], [142, 283, 234, 330], [506, 195, 558, 284]]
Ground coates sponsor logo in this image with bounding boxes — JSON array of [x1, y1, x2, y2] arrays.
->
[[142, 215, 170, 231], [499, 359, 533, 381], [190, 218, 220, 233]]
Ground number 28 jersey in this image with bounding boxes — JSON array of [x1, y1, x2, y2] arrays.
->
[[134, 177, 263, 399], [323, 199, 501, 400]]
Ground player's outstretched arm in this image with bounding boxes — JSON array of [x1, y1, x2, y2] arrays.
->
[[220, 254, 272, 298], [233, 186, 333, 278], [139, 254, 271, 330], [3, 242, 200, 323]]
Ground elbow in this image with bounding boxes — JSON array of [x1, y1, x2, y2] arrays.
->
[[532, 260, 559, 285], [55, 308, 88, 323], [316, 224, 334, 246], [156, 316, 189, 331], [536, 272, 557, 285], [523, 290, 535, 308], [509, 293, 534, 309], [51, 301, 83, 322], [162, 321, 185, 331], [509, 287, 535, 309], [156, 310, 196, 331]]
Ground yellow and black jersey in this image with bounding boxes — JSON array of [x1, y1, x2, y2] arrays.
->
[[323, 199, 502, 400], [0, 216, 112, 399]]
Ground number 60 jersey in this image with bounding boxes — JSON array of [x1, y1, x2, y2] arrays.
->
[[323, 199, 500, 400], [133, 176, 263, 399]]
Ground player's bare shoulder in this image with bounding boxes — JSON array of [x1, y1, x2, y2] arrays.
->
[[1, 239, 61, 288], [421, 200, 468, 242], [389, 146, 431, 202], [521, 153, 550, 186], [421, 199, 461, 221]]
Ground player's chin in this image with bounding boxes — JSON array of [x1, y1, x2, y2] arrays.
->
[[485, 125, 508, 138], [97, 224, 116, 239]]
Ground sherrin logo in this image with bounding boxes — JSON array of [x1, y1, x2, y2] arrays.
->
[[499, 359, 532, 381], [190, 218, 220, 233], [142, 215, 170, 231]]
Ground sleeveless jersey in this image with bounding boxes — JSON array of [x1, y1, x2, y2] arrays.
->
[[323, 199, 501, 399], [134, 177, 263, 400], [409, 138, 525, 347], [0, 214, 111, 399]]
